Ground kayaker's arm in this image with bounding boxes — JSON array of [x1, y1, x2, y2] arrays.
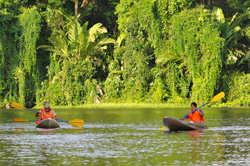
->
[[53, 110, 59, 120], [197, 109, 204, 117], [180, 114, 189, 121]]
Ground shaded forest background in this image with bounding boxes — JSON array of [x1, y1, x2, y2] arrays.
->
[[0, 0, 250, 107]]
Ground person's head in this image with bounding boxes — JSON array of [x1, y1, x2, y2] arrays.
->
[[44, 102, 50, 111], [191, 102, 197, 111]]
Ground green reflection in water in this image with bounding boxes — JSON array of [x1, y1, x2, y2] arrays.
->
[[0, 107, 250, 165]]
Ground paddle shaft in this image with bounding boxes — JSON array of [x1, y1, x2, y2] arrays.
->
[[11, 102, 84, 127], [27, 119, 66, 122], [18, 105, 69, 122], [27, 107, 70, 122], [58, 119, 69, 122], [160, 92, 225, 130], [26, 107, 38, 113], [14, 118, 69, 123], [179, 102, 208, 120]]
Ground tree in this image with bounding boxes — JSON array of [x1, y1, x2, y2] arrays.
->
[[157, 6, 225, 103], [214, 7, 250, 73], [38, 18, 115, 105]]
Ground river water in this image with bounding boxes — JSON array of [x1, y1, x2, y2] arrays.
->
[[0, 107, 250, 165]]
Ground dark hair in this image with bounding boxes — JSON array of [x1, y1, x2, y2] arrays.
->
[[191, 102, 197, 107]]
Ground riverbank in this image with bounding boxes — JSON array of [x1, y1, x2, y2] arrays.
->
[[32, 102, 232, 109], [33, 103, 190, 109], [32, 101, 249, 109], [6, 101, 246, 110]]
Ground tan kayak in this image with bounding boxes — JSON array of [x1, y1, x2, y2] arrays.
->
[[163, 116, 207, 131], [36, 118, 60, 129]]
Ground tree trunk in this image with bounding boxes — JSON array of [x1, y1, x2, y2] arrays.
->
[[75, 0, 78, 16]]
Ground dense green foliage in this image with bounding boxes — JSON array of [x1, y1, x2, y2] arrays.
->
[[18, 7, 41, 105], [37, 18, 115, 106], [0, 0, 249, 107], [165, 7, 224, 104], [225, 72, 250, 106]]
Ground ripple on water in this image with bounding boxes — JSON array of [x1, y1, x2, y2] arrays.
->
[[209, 126, 250, 131], [2, 107, 250, 165]]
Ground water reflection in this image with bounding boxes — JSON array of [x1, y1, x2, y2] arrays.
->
[[188, 130, 204, 162], [163, 130, 204, 141], [1, 107, 250, 165], [188, 130, 204, 141], [36, 128, 56, 135]]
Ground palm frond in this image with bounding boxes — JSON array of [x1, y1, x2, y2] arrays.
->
[[213, 7, 225, 24], [68, 21, 82, 42], [88, 23, 104, 42], [238, 51, 250, 66]]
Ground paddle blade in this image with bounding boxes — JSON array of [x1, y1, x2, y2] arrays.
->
[[11, 102, 26, 109], [14, 118, 28, 123], [160, 126, 167, 130], [209, 92, 225, 102], [69, 119, 84, 127]]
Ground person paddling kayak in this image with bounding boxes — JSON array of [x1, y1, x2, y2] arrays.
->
[[35, 102, 58, 124], [180, 102, 204, 123]]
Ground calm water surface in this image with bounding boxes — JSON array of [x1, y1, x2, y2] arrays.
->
[[0, 107, 250, 165]]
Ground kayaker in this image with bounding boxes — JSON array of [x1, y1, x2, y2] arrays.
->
[[35, 102, 58, 124], [180, 102, 204, 123]]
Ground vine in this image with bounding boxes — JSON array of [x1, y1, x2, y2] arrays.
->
[[166, 6, 224, 103], [18, 7, 41, 105]]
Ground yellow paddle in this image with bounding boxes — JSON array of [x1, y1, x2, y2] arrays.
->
[[11, 102, 84, 127], [13, 118, 84, 127], [67, 119, 84, 127], [14, 118, 36, 123], [160, 92, 225, 130], [159, 126, 167, 130], [11, 102, 37, 112]]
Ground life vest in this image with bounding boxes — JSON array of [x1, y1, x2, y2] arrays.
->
[[38, 108, 56, 121], [187, 109, 205, 123]]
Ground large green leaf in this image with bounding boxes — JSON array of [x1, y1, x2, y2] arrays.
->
[[68, 21, 82, 42], [213, 7, 225, 24], [88, 23, 105, 42]]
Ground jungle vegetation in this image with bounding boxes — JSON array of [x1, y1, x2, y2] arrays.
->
[[0, 0, 250, 107]]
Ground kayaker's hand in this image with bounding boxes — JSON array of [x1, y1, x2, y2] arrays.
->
[[35, 112, 41, 117]]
